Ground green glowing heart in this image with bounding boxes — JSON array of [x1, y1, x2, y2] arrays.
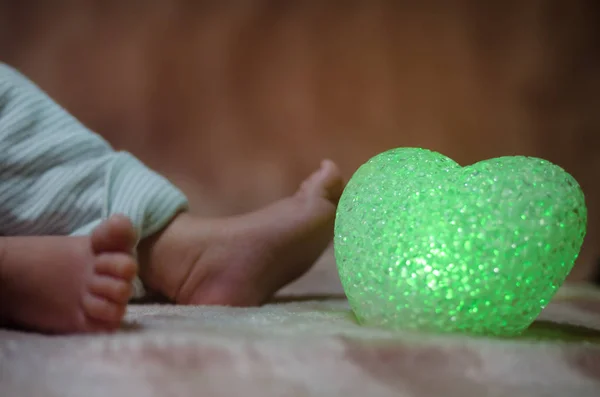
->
[[334, 148, 587, 336]]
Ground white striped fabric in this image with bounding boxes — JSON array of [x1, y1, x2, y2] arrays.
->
[[0, 62, 189, 244]]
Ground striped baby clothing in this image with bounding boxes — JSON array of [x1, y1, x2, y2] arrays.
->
[[0, 62, 189, 296]]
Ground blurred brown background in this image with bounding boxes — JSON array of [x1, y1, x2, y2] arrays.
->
[[1, 0, 599, 285]]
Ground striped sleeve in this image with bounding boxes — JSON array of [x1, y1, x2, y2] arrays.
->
[[0, 62, 189, 242]]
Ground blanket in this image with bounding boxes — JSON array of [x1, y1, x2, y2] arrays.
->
[[2, 277, 600, 396]]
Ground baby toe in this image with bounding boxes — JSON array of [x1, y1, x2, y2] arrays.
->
[[91, 215, 137, 254], [297, 160, 344, 203], [89, 275, 133, 303], [82, 293, 126, 325], [94, 254, 138, 281]]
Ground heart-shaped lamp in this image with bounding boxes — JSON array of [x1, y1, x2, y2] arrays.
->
[[334, 148, 587, 336]]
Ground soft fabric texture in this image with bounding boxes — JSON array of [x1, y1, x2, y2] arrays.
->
[[1, 283, 600, 397], [0, 62, 188, 242], [0, 62, 189, 296]]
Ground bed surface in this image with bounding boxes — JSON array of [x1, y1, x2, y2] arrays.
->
[[2, 283, 600, 397]]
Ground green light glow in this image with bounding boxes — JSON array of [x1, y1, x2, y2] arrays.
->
[[334, 148, 586, 336]]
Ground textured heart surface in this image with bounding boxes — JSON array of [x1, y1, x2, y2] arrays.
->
[[334, 148, 587, 336]]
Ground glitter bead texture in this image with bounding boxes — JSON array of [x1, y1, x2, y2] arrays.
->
[[334, 148, 587, 336]]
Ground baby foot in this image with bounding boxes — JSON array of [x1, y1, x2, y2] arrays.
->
[[139, 160, 344, 306], [0, 215, 137, 334]]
